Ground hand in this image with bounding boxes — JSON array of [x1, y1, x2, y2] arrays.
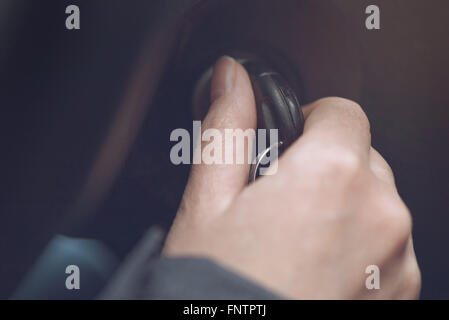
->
[[163, 56, 421, 299]]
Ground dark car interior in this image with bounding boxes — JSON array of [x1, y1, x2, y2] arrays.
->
[[1, 0, 448, 299]]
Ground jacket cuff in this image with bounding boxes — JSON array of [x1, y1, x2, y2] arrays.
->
[[100, 227, 282, 300], [140, 257, 282, 300]]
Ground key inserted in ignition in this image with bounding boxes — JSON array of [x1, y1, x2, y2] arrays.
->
[[241, 58, 304, 182], [192, 55, 305, 183]]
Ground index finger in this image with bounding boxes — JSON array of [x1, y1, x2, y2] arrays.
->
[[293, 97, 371, 159]]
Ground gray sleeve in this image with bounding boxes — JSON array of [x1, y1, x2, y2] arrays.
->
[[99, 227, 282, 300]]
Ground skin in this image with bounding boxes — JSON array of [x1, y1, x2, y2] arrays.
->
[[163, 56, 421, 299]]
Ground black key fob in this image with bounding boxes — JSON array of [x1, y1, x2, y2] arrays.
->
[[241, 59, 304, 182]]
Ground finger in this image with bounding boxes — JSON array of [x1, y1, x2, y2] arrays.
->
[[181, 56, 256, 216], [369, 147, 395, 186], [286, 97, 371, 162]]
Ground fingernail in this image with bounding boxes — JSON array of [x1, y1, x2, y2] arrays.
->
[[210, 56, 236, 103]]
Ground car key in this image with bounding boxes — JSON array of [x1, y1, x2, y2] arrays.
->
[[240, 58, 305, 182]]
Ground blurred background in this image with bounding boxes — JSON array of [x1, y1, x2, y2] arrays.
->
[[0, 0, 448, 299]]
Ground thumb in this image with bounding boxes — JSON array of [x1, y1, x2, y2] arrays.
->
[[181, 56, 257, 216]]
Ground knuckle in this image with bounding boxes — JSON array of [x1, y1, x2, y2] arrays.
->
[[318, 97, 370, 131], [370, 147, 396, 183], [394, 210, 413, 243], [313, 146, 364, 179], [317, 97, 360, 108], [316, 97, 362, 112], [377, 197, 413, 243], [320, 97, 364, 114]]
